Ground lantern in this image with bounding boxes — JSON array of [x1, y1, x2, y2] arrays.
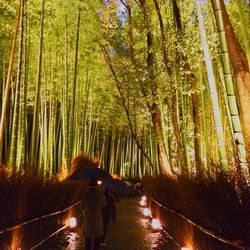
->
[[151, 218, 162, 231], [67, 217, 77, 229], [143, 208, 152, 217]]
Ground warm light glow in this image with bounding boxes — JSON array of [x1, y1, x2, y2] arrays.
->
[[10, 228, 22, 250], [181, 248, 192, 250], [97, 180, 102, 185], [151, 218, 162, 230], [143, 208, 152, 217], [139, 199, 146, 207], [112, 174, 121, 179], [67, 217, 77, 229], [57, 167, 69, 182], [141, 195, 147, 201]]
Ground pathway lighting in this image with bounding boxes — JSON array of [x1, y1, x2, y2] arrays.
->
[[139, 199, 146, 207], [97, 180, 102, 185], [151, 218, 162, 231], [143, 207, 152, 218], [67, 217, 77, 229]]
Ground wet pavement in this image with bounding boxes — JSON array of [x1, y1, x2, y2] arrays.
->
[[38, 197, 177, 250]]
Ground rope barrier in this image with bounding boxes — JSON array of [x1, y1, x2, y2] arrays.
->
[[29, 225, 68, 250], [148, 196, 245, 250], [0, 200, 81, 234], [161, 227, 181, 248]]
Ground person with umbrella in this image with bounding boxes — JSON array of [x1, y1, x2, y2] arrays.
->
[[82, 177, 106, 250], [69, 155, 111, 182]]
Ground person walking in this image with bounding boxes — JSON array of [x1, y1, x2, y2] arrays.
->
[[100, 187, 117, 246], [82, 178, 106, 250]]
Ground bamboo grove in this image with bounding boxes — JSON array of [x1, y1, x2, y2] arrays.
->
[[0, 0, 249, 181]]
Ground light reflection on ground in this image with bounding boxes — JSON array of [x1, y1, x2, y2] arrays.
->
[[139, 216, 165, 249], [139, 208, 177, 250], [65, 232, 79, 250]]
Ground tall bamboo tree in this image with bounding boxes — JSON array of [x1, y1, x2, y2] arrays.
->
[[171, 0, 203, 175], [211, 0, 250, 165], [210, 0, 248, 174], [69, 7, 81, 162], [0, 1, 21, 163], [152, 0, 188, 174], [194, 0, 228, 168], [9, 0, 24, 168], [30, 0, 45, 168], [138, 0, 172, 175]]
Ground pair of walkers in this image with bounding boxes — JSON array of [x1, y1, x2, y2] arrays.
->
[[82, 178, 117, 250]]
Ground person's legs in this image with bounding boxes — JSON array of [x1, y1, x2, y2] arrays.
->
[[101, 217, 110, 243], [85, 238, 92, 250], [93, 237, 101, 250]]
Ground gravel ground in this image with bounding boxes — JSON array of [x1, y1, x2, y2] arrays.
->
[[37, 197, 177, 250]]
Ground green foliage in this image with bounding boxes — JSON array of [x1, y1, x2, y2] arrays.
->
[[1, 0, 249, 178]]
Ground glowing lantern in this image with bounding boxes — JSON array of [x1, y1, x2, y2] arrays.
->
[[139, 199, 146, 207], [97, 180, 102, 185], [141, 195, 147, 201], [181, 248, 192, 250], [68, 217, 77, 229], [143, 208, 152, 217], [151, 218, 162, 230]]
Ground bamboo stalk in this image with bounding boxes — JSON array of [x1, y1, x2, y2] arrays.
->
[[30, 0, 45, 169], [194, 0, 228, 168], [0, 1, 22, 162], [9, 0, 24, 168]]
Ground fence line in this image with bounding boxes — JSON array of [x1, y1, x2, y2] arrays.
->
[[149, 196, 245, 250], [0, 200, 81, 234], [30, 225, 68, 250]]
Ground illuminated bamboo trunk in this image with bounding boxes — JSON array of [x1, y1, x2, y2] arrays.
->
[[199, 66, 210, 170], [9, 0, 24, 168], [85, 106, 93, 158], [69, 7, 81, 161], [81, 68, 91, 153], [30, 0, 45, 168], [48, 77, 56, 174], [194, 0, 228, 168], [138, 0, 172, 175], [39, 88, 46, 174], [62, 15, 70, 169], [0, 1, 21, 162], [214, 0, 250, 165], [153, 0, 187, 174], [211, 0, 248, 173], [17, 0, 28, 168], [73, 78, 81, 157], [171, 0, 203, 175], [113, 132, 121, 175]]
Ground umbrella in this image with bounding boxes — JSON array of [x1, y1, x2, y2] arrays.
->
[[68, 167, 112, 181], [103, 178, 130, 195]]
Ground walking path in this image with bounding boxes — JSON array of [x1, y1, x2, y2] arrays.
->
[[104, 197, 176, 250], [40, 197, 177, 249]]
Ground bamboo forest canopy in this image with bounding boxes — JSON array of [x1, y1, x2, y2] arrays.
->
[[0, 0, 250, 180]]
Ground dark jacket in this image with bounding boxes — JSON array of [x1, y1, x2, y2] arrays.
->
[[82, 187, 106, 238], [103, 192, 116, 220]]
